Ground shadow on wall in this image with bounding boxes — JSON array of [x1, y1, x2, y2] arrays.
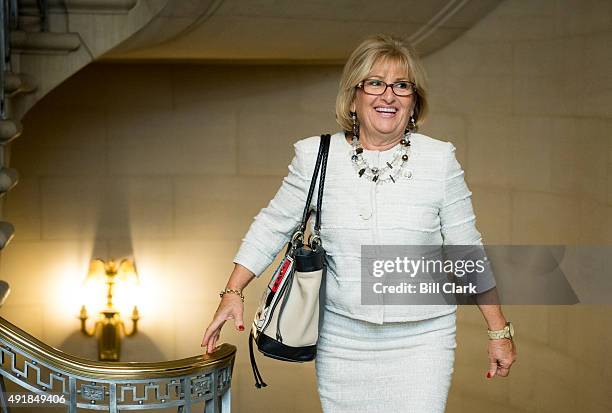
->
[[58, 331, 166, 362]]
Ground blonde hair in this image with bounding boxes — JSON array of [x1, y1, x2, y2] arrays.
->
[[335, 34, 429, 132]]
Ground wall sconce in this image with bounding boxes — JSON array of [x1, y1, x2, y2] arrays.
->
[[79, 258, 140, 361]]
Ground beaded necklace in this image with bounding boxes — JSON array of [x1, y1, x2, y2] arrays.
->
[[349, 131, 412, 184]]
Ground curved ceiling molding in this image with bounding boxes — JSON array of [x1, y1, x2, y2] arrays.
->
[[409, 0, 471, 46], [103, 0, 502, 62], [106, 0, 223, 55]]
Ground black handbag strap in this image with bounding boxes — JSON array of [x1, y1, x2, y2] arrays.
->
[[297, 134, 331, 237], [314, 134, 331, 233]]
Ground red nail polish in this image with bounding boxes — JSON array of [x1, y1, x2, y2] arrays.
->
[[486, 372, 492, 378], [239, 325, 245, 331]]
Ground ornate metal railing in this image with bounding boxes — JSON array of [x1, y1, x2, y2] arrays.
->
[[0, 316, 235, 412]]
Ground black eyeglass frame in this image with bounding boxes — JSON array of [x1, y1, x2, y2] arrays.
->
[[356, 79, 417, 97]]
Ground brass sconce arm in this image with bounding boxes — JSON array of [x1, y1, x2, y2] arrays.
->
[[123, 306, 139, 337], [79, 305, 96, 337], [79, 305, 140, 361]]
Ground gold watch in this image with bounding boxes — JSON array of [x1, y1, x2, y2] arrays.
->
[[487, 321, 514, 340]]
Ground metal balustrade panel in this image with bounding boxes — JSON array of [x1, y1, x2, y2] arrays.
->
[[0, 317, 235, 412]]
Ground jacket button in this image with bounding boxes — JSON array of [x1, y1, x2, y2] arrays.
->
[[359, 206, 372, 220]]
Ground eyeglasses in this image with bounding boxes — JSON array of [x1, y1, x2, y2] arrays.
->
[[356, 79, 416, 97]]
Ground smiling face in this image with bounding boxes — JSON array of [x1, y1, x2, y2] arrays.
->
[[351, 58, 416, 144]]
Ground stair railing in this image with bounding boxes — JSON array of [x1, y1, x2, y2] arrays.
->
[[0, 317, 235, 412]]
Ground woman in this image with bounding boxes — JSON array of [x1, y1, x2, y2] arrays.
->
[[202, 34, 516, 412]]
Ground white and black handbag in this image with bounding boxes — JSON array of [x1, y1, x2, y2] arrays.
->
[[249, 133, 331, 388]]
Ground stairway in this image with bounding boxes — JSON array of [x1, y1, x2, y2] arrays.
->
[[0, 2, 236, 411], [0, 0, 219, 271]]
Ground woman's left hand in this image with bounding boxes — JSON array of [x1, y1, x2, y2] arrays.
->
[[487, 338, 517, 378]]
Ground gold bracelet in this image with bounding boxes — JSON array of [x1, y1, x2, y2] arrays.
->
[[219, 288, 244, 302]]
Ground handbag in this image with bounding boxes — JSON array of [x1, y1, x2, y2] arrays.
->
[[248, 133, 331, 388]]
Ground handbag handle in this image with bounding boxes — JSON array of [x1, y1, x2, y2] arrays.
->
[[295, 134, 331, 246]]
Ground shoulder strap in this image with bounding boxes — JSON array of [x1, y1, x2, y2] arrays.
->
[[314, 134, 331, 233], [298, 134, 331, 235]]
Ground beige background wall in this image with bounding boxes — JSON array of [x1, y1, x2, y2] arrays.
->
[[1, 0, 611, 412]]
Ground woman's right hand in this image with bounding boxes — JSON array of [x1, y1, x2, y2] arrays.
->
[[201, 294, 246, 354]]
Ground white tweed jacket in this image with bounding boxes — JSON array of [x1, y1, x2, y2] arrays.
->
[[234, 131, 496, 324]]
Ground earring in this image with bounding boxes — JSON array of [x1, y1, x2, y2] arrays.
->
[[351, 111, 359, 139], [406, 115, 416, 133]]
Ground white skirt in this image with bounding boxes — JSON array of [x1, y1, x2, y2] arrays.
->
[[315, 307, 457, 413]]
